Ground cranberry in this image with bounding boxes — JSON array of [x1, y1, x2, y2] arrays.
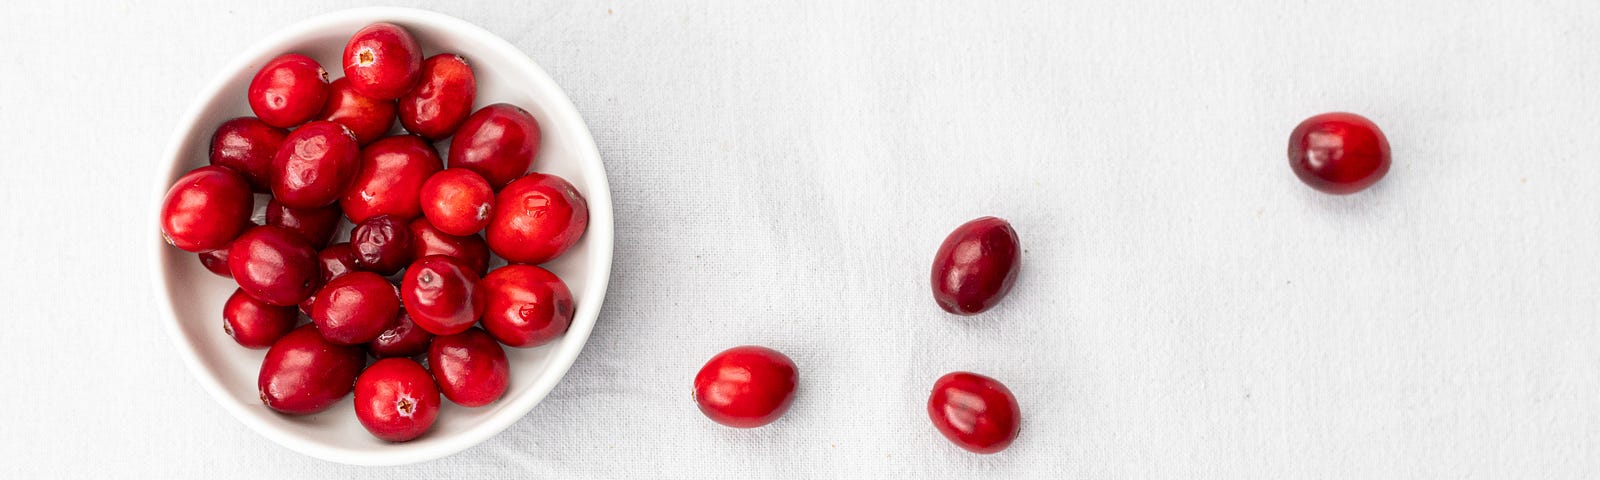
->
[[160, 166, 254, 252], [428, 328, 509, 407], [931, 217, 1020, 316], [402, 255, 486, 336], [209, 117, 287, 192], [481, 265, 573, 348], [398, 54, 476, 140], [271, 120, 362, 209], [342, 23, 422, 100], [340, 135, 442, 223], [265, 199, 341, 249], [222, 288, 297, 349], [350, 214, 415, 275], [1288, 112, 1391, 194], [368, 310, 433, 358], [928, 372, 1021, 454], [317, 242, 359, 283], [197, 243, 233, 278], [486, 173, 588, 264], [693, 346, 798, 428], [228, 226, 319, 306], [447, 104, 541, 188], [409, 217, 490, 277], [247, 54, 329, 128], [420, 168, 495, 236], [354, 358, 441, 442], [258, 325, 366, 415], [312, 271, 401, 345], [320, 77, 397, 145]]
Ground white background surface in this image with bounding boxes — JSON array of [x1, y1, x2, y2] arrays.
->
[[3, 1, 1598, 478]]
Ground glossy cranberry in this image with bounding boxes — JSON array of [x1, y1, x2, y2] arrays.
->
[[228, 225, 319, 306], [317, 242, 359, 283], [420, 168, 495, 236], [481, 265, 573, 348], [320, 77, 397, 145], [398, 54, 476, 140], [368, 310, 434, 358], [1288, 112, 1391, 195], [486, 173, 588, 264], [209, 117, 287, 192], [428, 328, 509, 407], [342, 23, 422, 100], [350, 214, 415, 275], [402, 255, 485, 336], [258, 325, 366, 415], [928, 372, 1021, 454], [931, 217, 1020, 316], [693, 346, 798, 428], [354, 358, 441, 442], [247, 53, 329, 128], [447, 104, 541, 188], [340, 135, 442, 223], [271, 120, 362, 209], [409, 217, 490, 276], [222, 288, 297, 349], [197, 243, 233, 278], [265, 199, 341, 248], [160, 166, 254, 252], [312, 271, 401, 345]]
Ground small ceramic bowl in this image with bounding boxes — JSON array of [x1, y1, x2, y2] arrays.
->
[[148, 7, 613, 465]]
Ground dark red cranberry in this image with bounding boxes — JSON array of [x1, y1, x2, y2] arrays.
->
[[693, 346, 798, 428], [447, 104, 540, 188], [317, 242, 359, 283], [342, 23, 422, 100], [368, 310, 433, 358], [486, 173, 588, 264], [354, 357, 440, 442], [402, 255, 485, 336], [481, 265, 573, 348], [320, 77, 397, 145], [349, 214, 415, 275], [928, 372, 1021, 454], [265, 199, 341, 248], [222, 288, 297, 349], [160, 166, 254, 252], [420, 168, 495, 236], [209, 117, 287, 192], [312, 271, 401, 345], [270, 120, 362, 209], [340, 135, 442, 223], [228, 226, 319, 306], [409, 218, 490, 277], [931, 217, 1020, 315], [247, 54, 329, 128], [428, 328, 508, 407], [399, 54, 476, 140], [258, 325, 366, 415], [198, 242, 233, 278], [1288, 112, 1391, 194]]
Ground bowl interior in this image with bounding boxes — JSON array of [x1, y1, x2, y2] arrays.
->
[[151, 8, 611, 465]]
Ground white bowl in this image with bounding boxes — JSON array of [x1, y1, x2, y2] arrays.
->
[[148, 7, 613, 466]]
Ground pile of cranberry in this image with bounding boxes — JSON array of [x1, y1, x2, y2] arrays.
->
[[158, 22, 588, 442]]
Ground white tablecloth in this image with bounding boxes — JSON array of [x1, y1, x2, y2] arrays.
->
[[4, 1, 1599, 477]]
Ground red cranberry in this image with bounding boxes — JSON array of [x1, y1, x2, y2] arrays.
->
[[368, 310, 433, 358], [247, 54, 329, 128], [1288, 112, 1391, 194], [428, 328, 509, 407], [340, 135, 442, 223], [420, 168, 495, 236], [481, 265, 573, 348], [931, 217, 1020, 316], [693, 346, 798, 428], [160, 166, 254, 252], [209, 117, 287, 192], [265, 199, 341, 249], [317, 242, 359, 283], [409, 217, 490, 276], [486, 173, 588, 264], [312, 271, 401, 345], [258, 325, 366, 415], [342, 23, 422, 100], [447, 104, 540, 188], [198, 243, 233, 278], [398, 54, 476, 140], [222, 288, 297, 349], [928, 372, 1021, 454], [229, 225, 320, 306], [402, 255, 486, 336], [320, 77, 397, 145], [350, 214, 415, 275], [354, 358, 441, 442], [271, 120, 362, 209]]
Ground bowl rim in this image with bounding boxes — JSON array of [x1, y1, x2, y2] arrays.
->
[[146, 6, 614, 466]]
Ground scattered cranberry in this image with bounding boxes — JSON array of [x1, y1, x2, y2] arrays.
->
[[317, 242, 359, 283], [258, 325, 366, 415], [402, 255, 486, 336], [247, 53, 329, 128], [320, 77, 397, 145], [368, 310, 434, 358], [265, 199, 342, 249], [1288, 112, 1391, 194], [312, 271, 401, 345], [486, 173, 588, 264], [481, 265, 572, 348], [342, 23, 422, 100], [693, 346, 798, 428], [350, 214, 415, 275], [198, 244, 233, 278], [399, 54, 476, 140], [428, 328, 509, 407], [420, 168, 495, 236], [931, 217, 1020, 316], [160, 166, 254, 252], [228, 225, 319, 306], [409, 217, 491, 276], [447, 104, 541, 188], [340, 135, 442, 223], [270, 120, 362, 209], [209, 117, 287, 192], [222, 288, 297, 349], [354, 358, 441, 442], [928, 372, 1021, 454]]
